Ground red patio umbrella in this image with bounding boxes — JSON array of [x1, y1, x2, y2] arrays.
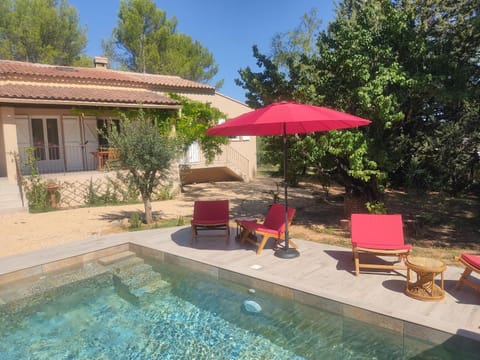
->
[[207, 102, 371, 258]]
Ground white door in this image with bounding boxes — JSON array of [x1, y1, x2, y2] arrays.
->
[[83, 117, 99, 170], [63, 116, 83, 171]]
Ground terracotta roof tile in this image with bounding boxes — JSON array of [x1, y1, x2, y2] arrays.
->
[[0, 60, 215, 92], [0, 83, 180, 107]]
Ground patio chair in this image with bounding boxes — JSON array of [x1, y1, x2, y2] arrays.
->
[[455, 253, 480, 292], [105, 148, 120, 170], [191, 200, 230, 244], [351, 213, 412, 276], [238, 203, 297, 255]]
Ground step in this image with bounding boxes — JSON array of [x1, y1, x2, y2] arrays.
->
[[98, 251, 137, 265], [113, 263, 158, 286], [130, 277, 170, 298], [113, 273, 170, 306], [112, 262, 170, 306], [0, 179, 25, 213]]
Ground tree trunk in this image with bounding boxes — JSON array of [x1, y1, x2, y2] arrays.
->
[[143, 196, 153, 224], [343, 193, 368, 218]]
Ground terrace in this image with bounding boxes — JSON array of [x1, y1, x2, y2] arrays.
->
[[0, 226, 479, 356]]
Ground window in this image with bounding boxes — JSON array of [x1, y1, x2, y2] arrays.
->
[[97, 119, 120, 149], [217, 118, 249, 141], [31, 118, 60, 160]]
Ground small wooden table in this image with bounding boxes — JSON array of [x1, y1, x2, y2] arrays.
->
[[405, 256, 447, 301]]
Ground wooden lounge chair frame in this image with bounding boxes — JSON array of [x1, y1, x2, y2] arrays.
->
[[455, 254, 480, 292], [191, 200, 230, 244], [351, 213, 412, 276], [239, 203, 297, 255]]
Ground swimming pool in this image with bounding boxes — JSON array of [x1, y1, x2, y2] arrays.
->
[[0, 252, 476, 359]]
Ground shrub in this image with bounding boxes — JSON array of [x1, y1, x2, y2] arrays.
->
[[22, 148, 49, 212], [365, 201, 387, 214]]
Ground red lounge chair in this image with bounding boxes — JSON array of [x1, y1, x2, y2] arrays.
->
[[455, 253, 480, 292], [191, 200, 230, 244], [239, 203, 297, 255], [351, 214, 412, 276]]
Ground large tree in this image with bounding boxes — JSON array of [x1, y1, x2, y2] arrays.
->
[[237, 8, 383, 199], [105, 0, 219, 85], [395, 0, 480, 194], [0, 0, 87, 65], [237, 0, 479, 197]]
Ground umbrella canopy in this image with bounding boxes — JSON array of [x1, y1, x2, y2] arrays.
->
[[207, 101, 371, 258], [206, 102, 371, 136]]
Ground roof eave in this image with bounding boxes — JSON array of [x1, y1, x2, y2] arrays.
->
[[0, 98, 181, 109]]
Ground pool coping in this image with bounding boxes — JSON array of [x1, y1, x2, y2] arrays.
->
[[0, 226, 479, 355]]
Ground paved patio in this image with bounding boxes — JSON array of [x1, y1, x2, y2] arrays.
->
[[0, 226, 479, 355]]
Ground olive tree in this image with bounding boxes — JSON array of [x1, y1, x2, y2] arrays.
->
[[106, 110, 180, 224]]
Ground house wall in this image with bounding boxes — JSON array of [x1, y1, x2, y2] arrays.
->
[[180, 92, 256, 180], [0, 106, 18, 181], [0, 108, 6, 177], [1, 93, 256, 184], [0, 107, 103, 180]]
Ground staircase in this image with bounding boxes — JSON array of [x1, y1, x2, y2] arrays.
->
[[100, 251, 170, 306], [0, 178, 25, 214], [180, 144, 251, 184]]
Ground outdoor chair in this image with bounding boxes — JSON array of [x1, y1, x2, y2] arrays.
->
[[455, 253, 480, 293], [105, 148, 120, 170], [238, 203, 296, 255], [191, 200, 230, 244], [351, 213, 412, 276]]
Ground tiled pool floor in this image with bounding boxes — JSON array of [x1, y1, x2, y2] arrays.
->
[[0, 226, 479, 348]]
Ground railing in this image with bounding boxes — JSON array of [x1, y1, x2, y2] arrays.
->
[[181, 144, 250, 180], [17, 142, 250, 179], [17, 144, 98, 174]]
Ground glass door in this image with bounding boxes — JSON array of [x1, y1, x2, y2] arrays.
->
[[31, 117, 63, 172]]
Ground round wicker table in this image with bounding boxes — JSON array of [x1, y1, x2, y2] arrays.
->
[[405, 256, 447, 301]]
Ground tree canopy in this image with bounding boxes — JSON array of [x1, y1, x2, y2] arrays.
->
[[105, 110, 181, 224], [0, 0, 87, 65], [105, 0, 220, 85], [237, 0, 479, 197]]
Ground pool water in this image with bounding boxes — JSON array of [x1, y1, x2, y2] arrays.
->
[[0, 255, 475, 359]]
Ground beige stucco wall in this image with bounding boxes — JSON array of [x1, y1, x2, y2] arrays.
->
[[181, 92, 257, 180], [0, 106, 18, 182], [0, 108, 6, 177]]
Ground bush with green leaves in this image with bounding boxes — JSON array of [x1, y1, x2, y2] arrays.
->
[[366, 201, 387, 214], [22, 148, 49, 212], [129, 212, 143, 229]]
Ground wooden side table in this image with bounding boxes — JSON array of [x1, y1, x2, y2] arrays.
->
[[405, 256, 447, 301]]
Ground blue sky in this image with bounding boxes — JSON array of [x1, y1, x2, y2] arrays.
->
[[69, 0, 336, 102]]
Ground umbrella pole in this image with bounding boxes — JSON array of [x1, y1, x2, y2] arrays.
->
[[275, 124, 300, 259]]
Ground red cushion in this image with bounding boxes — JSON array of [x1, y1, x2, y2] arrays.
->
[[461, 253, 480, 270], [240, 220, 282, 236], [351, 213, 408, 249], [192, 200, 229, 224], [239, 204, 296, 236]]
